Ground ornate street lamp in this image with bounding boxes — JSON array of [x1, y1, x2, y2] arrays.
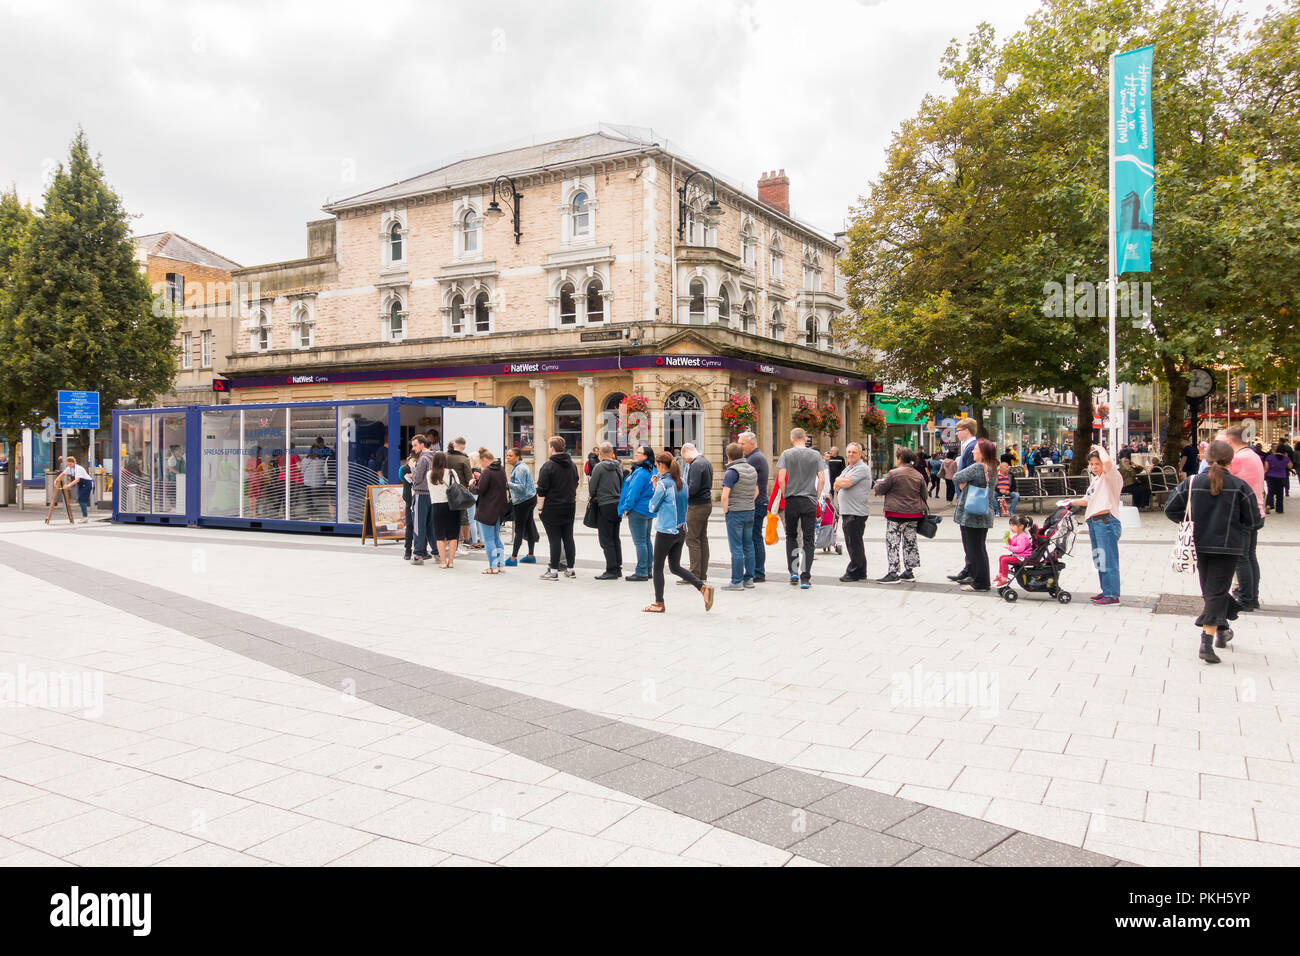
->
[[677, 169, 723, 241], [485, 175, 522, 244]]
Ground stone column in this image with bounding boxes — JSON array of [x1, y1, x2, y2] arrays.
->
[[766, 383, 779, 461], [530, 378, 548, 473], [578, 376, 597, 455]]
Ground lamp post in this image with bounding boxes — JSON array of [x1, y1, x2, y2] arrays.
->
[[485, 175, 522, 244], [677, 170, 723, 241]]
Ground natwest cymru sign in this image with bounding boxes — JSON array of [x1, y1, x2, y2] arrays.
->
[[228, 354, 875, 391]]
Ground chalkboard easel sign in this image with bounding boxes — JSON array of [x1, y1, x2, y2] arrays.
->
[[361, 484, 406, 546]]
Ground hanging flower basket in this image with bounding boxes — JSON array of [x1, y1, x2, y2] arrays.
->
[[861, 406, 887, 434], [791, 396, 823, 435], [616, 393, 651, 441], [819, 400, 841, 437], [721, 394, 757, 435]]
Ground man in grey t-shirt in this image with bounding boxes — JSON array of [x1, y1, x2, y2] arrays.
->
[[834, 441, 872, 581], [776, 428, 827, 588]]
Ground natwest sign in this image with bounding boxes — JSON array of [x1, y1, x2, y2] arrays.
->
[[286, 374, 329, 384], [655, 355, 723, 369], [502, 361, 561, 374]]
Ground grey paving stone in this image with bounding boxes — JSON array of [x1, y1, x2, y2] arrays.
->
[[439, 710, 537, 746], [884, 807, 1016, 860], [529, 709, 618, 736], [625, 737, 720, 768], [493, 698, 574, 722], [648, 778, 762, 823], [806, 786, 924, 832], [359, 683, 436, 709], [591, 761, 694, 800], [417, 676, 490, 698], [275, 656, 342, 677], [459, 687, 529, 709], [788, 822, 920, 867], [896, 847, 983, 867], [541, 743, 640, 779], [739, 768, 847, 807], [303, 668, 391, 694], [676, 750, 775, 786], [574, 722, 663, 752], [715, 799, 834, 849], [506, 730, 587, 762], [977, 832, 1120, 867]]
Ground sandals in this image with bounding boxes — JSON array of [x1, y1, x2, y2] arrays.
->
[[642, 602, 665, 613], [701, 585, 715, 612]]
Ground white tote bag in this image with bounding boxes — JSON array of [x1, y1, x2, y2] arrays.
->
[[1169, 487, 1197, 574]]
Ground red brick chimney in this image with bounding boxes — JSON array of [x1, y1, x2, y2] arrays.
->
[[757, 169, 790, 215]]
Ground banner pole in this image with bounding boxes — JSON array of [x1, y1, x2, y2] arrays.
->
[[1108, 51, 1120, 455]]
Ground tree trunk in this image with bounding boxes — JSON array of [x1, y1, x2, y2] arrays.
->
[[971, 372, 987, 438], [1071, 387, 1094, 475], [1161, 359, 1189, 466]]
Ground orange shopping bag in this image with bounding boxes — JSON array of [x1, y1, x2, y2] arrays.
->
[[764, 486, 782, 545]]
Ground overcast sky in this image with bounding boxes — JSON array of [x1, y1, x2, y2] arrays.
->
[[0, 0, 1276, 267]]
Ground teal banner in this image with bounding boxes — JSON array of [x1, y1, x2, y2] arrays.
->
[[1112, 45, 1154, 274]]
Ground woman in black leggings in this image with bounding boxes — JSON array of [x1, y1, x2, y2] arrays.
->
[[535, 436, 578, 579], [644, 453, 714, 613]]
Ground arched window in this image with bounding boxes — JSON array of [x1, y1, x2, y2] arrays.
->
[[601, 393, 622, 445], [718, 286, 731, 327], [462, 209, 480, 254], [293, 304, 313, 349], [389, 300, 406, 342], [769, 238, 783, 279], [770, 305, 783, 338], [664, 390, 703, 453], [474, 291, 490, 333], [803, 250, 819, 290], [559, 283, 577, 325], [253, 310, 270, 351], [449, 293, 465, 335], [572, 191, 590, 237], [389, 222, 403, 262], [586, 278, 604, 323], [508, 397, 533, 454], [688, 278, 706, 325], [742, 295, 756, 334], [554, 395, 581, 455], [740, 221, 756, 269]]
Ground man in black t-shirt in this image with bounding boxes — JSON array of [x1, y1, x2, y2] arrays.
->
[[1179, 443, 1198, 478]]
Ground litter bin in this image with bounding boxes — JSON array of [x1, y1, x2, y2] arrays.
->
[[95, 471, 110, 510], [45, 470, 58, 506], [0, 471, 9, 507]]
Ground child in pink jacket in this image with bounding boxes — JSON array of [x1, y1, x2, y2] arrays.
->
[[995, 514, 1034, 587]]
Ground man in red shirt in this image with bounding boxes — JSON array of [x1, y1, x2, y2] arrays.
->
[[1221, 425, 1265, 610]]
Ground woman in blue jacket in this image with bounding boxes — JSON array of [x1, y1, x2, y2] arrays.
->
[[644, 452, 714, 613], [618, 444, 656, 581]]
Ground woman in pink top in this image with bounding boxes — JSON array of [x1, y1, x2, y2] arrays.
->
[[995, 514, 1034, 587], [1067, 445, 1124, 605]]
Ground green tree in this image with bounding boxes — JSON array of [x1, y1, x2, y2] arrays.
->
[[0, 130, 176, 441]]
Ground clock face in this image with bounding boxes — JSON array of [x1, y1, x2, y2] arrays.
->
[[1186, 368, 1216, 399]]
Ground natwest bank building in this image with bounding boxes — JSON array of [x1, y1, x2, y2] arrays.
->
[[222, 125, 875, 473]]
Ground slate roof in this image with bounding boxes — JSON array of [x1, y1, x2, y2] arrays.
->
[[134, 232, 241, 271]]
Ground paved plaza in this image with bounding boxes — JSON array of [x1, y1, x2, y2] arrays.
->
[[1, 488, 1298, 867]]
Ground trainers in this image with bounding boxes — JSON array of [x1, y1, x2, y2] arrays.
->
[[563, 568, 576, 578], [752, 576, 766, 583], [877, 572, 901, 584], [403, 554, 412, 561], [1091, 596, 1119, 606], [722, 582, 746, 591], [539, 569, 559, 580], [839, 574, 860, 582], [742, 579, 755, 589], [520, 555, 537, 564], [800, 581, 811, 590], [505, 557, 518, 567], [789, 575, 799, 586], [899, 571, 915, 581], [412, 556, 424, 566]]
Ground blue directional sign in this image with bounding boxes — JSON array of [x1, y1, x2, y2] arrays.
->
[[57, 390, 100, 429]]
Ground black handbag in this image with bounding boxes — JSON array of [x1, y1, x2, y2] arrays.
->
[[917, 497, 942, 538], [446, 472, 475, 511], [583, 497, 600, 529]]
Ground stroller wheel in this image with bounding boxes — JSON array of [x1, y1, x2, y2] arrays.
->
[[1057, 591, 1072, 605], [1001, 588, 1018, 603]]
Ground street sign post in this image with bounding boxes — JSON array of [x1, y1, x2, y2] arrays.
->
[[57, 390, 100, 472]]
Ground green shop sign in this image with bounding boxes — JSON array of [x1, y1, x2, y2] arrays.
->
[[874, 396, 930, 425]]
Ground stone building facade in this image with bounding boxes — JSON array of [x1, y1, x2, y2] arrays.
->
[[222, 126, 874, 481]]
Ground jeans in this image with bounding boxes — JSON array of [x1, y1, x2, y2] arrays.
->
[[1087, 514, 1122, 599], [653, 530, 701, 602], [466, 503, 481, 543], [997, 492, 1020, 516], [959, 525, 990, 589], [1234, 523, 1261, 605], [77, 482, 91, 518], [479, 520, 504, 568], [627, 512, 653, 577], [403, 496, 414, 557], [752, 505, 768, 578], [412, 493, 433, 557], [724, 510, 756, 584], [840, 514, 867, 578], [541, 505, 576, 571], [597, 502, 623, 573], [685, 502, 712, 580], [784, 496, 817, 583], [944, 479, 956, 502]]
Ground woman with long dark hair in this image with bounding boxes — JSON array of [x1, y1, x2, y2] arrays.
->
[[428, 451, 462, 568], [953, 438, 997, 591], [619, 443, 656, 581], [1164, 440, 1261, 663], [643, 452, 714, 613]]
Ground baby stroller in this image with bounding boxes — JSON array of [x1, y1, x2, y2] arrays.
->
[[998, 504, 1078, 604], [815, 496, 841, 554]]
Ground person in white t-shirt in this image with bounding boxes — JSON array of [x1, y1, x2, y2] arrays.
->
[[60, 456, 94, 521]]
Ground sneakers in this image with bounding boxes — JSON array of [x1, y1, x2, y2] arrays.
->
[[722, 582, 746, 591], [520, 555, 537, 564], [563, 568, 576, 579], [789, 575, 799, 586], [412, 556, 424, 566], [1091, 596, 1119, 606], [800, 581, 811, 590], [742, 579, 755, 589], [752, 576, 766, 583], [505, 557, 518, 567], [946, 573, 969, 582], [877, 572, 901, 584], [839, 574, 860, 582], [899, 571, 915, 581], [539, 569, 559, 580], [403, 553, 412, 561]]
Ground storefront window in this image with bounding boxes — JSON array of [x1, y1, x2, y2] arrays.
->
[[119, 415, 152, 514], [664, 390, 702, 454], [554, 395, 581, 456], [338, 404, 386, 523], [291, 405, 337, 522], [243, 408, 287, 519], [601, 394, 621, 446], [201, 409, 241, 518], [508, 397, 533, 455], [153, 412, 187, 515]]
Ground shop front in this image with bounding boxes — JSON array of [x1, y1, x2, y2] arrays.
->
[[985, 403, 1077, 458], [870, 395, 930, 477]]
